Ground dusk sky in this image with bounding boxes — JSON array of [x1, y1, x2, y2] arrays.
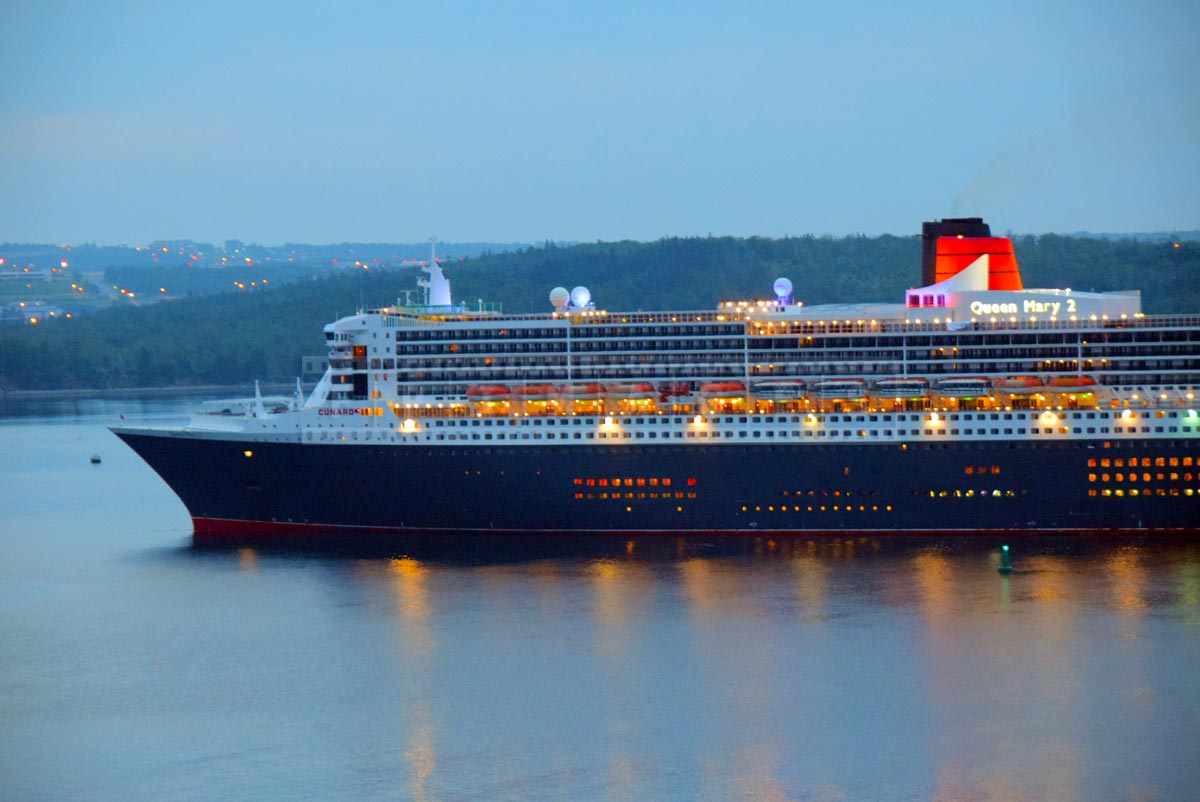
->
[[2, 1, 1197, 245]]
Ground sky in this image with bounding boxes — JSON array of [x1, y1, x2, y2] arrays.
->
[[1, 0, 1197, 245]]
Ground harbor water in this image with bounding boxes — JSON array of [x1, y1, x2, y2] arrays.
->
[[1, 398, 1198, 801]]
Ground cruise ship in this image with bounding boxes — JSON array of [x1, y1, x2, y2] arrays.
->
[[113, 219, 1200, 541]]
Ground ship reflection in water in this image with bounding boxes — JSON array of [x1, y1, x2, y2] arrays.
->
[[317, 538, 1200, 802]]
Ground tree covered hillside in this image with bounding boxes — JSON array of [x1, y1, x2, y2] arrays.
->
[[1, 234, 1196, 391]]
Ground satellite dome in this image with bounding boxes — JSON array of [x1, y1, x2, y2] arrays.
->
[[549, 287, 570, 309], [570, 286, 591, 307], [773, 277, 793, 298]]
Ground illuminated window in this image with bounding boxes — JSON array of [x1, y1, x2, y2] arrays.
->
[[1088, 474, 1097, 482], [687, 478, 697, 486]]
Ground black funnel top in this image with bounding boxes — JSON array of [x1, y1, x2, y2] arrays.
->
[[921, 218, 992, 287]]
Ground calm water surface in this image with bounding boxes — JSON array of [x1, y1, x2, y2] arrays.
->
[[1, 399, 1198, 801]]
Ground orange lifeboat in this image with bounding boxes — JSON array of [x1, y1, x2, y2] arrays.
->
[[699, 381, 746, 397], [1048, 376, 1098, 389], [466, 384, 511, 399], [561, 383, 606, 400], [608, 382, 656, 400], [513, 384, 558, 400], [994, 376, 1045, 394]]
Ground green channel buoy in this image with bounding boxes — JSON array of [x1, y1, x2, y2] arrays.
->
[[998, 544, 1013, 574]]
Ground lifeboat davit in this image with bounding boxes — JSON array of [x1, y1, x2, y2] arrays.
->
[[994, 376, 1045, 394], [466, 384, 511, 399], [699, 381, 747, 397], [872, 377, 930, 398], [1048, 376, 1098, 389], [608, 382, 656, 400], [809, 379, 868, 400], [561, 383, 606, 400], [933, 377, 992, 396], [750, 379, 807, 399], [514, 384, 558, 400]]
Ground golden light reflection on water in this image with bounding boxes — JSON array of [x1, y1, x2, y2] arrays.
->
[[606, 755, 636, 802], [405, 703, 438, 802], [1175, 553, 1200, 610], [236, 547, 258, 571], [726, 744, 797, 802], [1108, 546, 1150, 612], [389, 557, 433, 655], [790, 553, 830, 622], [934, 750, 1083, 802], [912, 551, 955, 620], [678, 557, 716, 619], [330, 541, 1200, 802], [589, 559, 655, 656], [1024, 555, 1072, 605]]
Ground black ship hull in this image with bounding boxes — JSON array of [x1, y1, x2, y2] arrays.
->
[[114, 429, 1200, 543]]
